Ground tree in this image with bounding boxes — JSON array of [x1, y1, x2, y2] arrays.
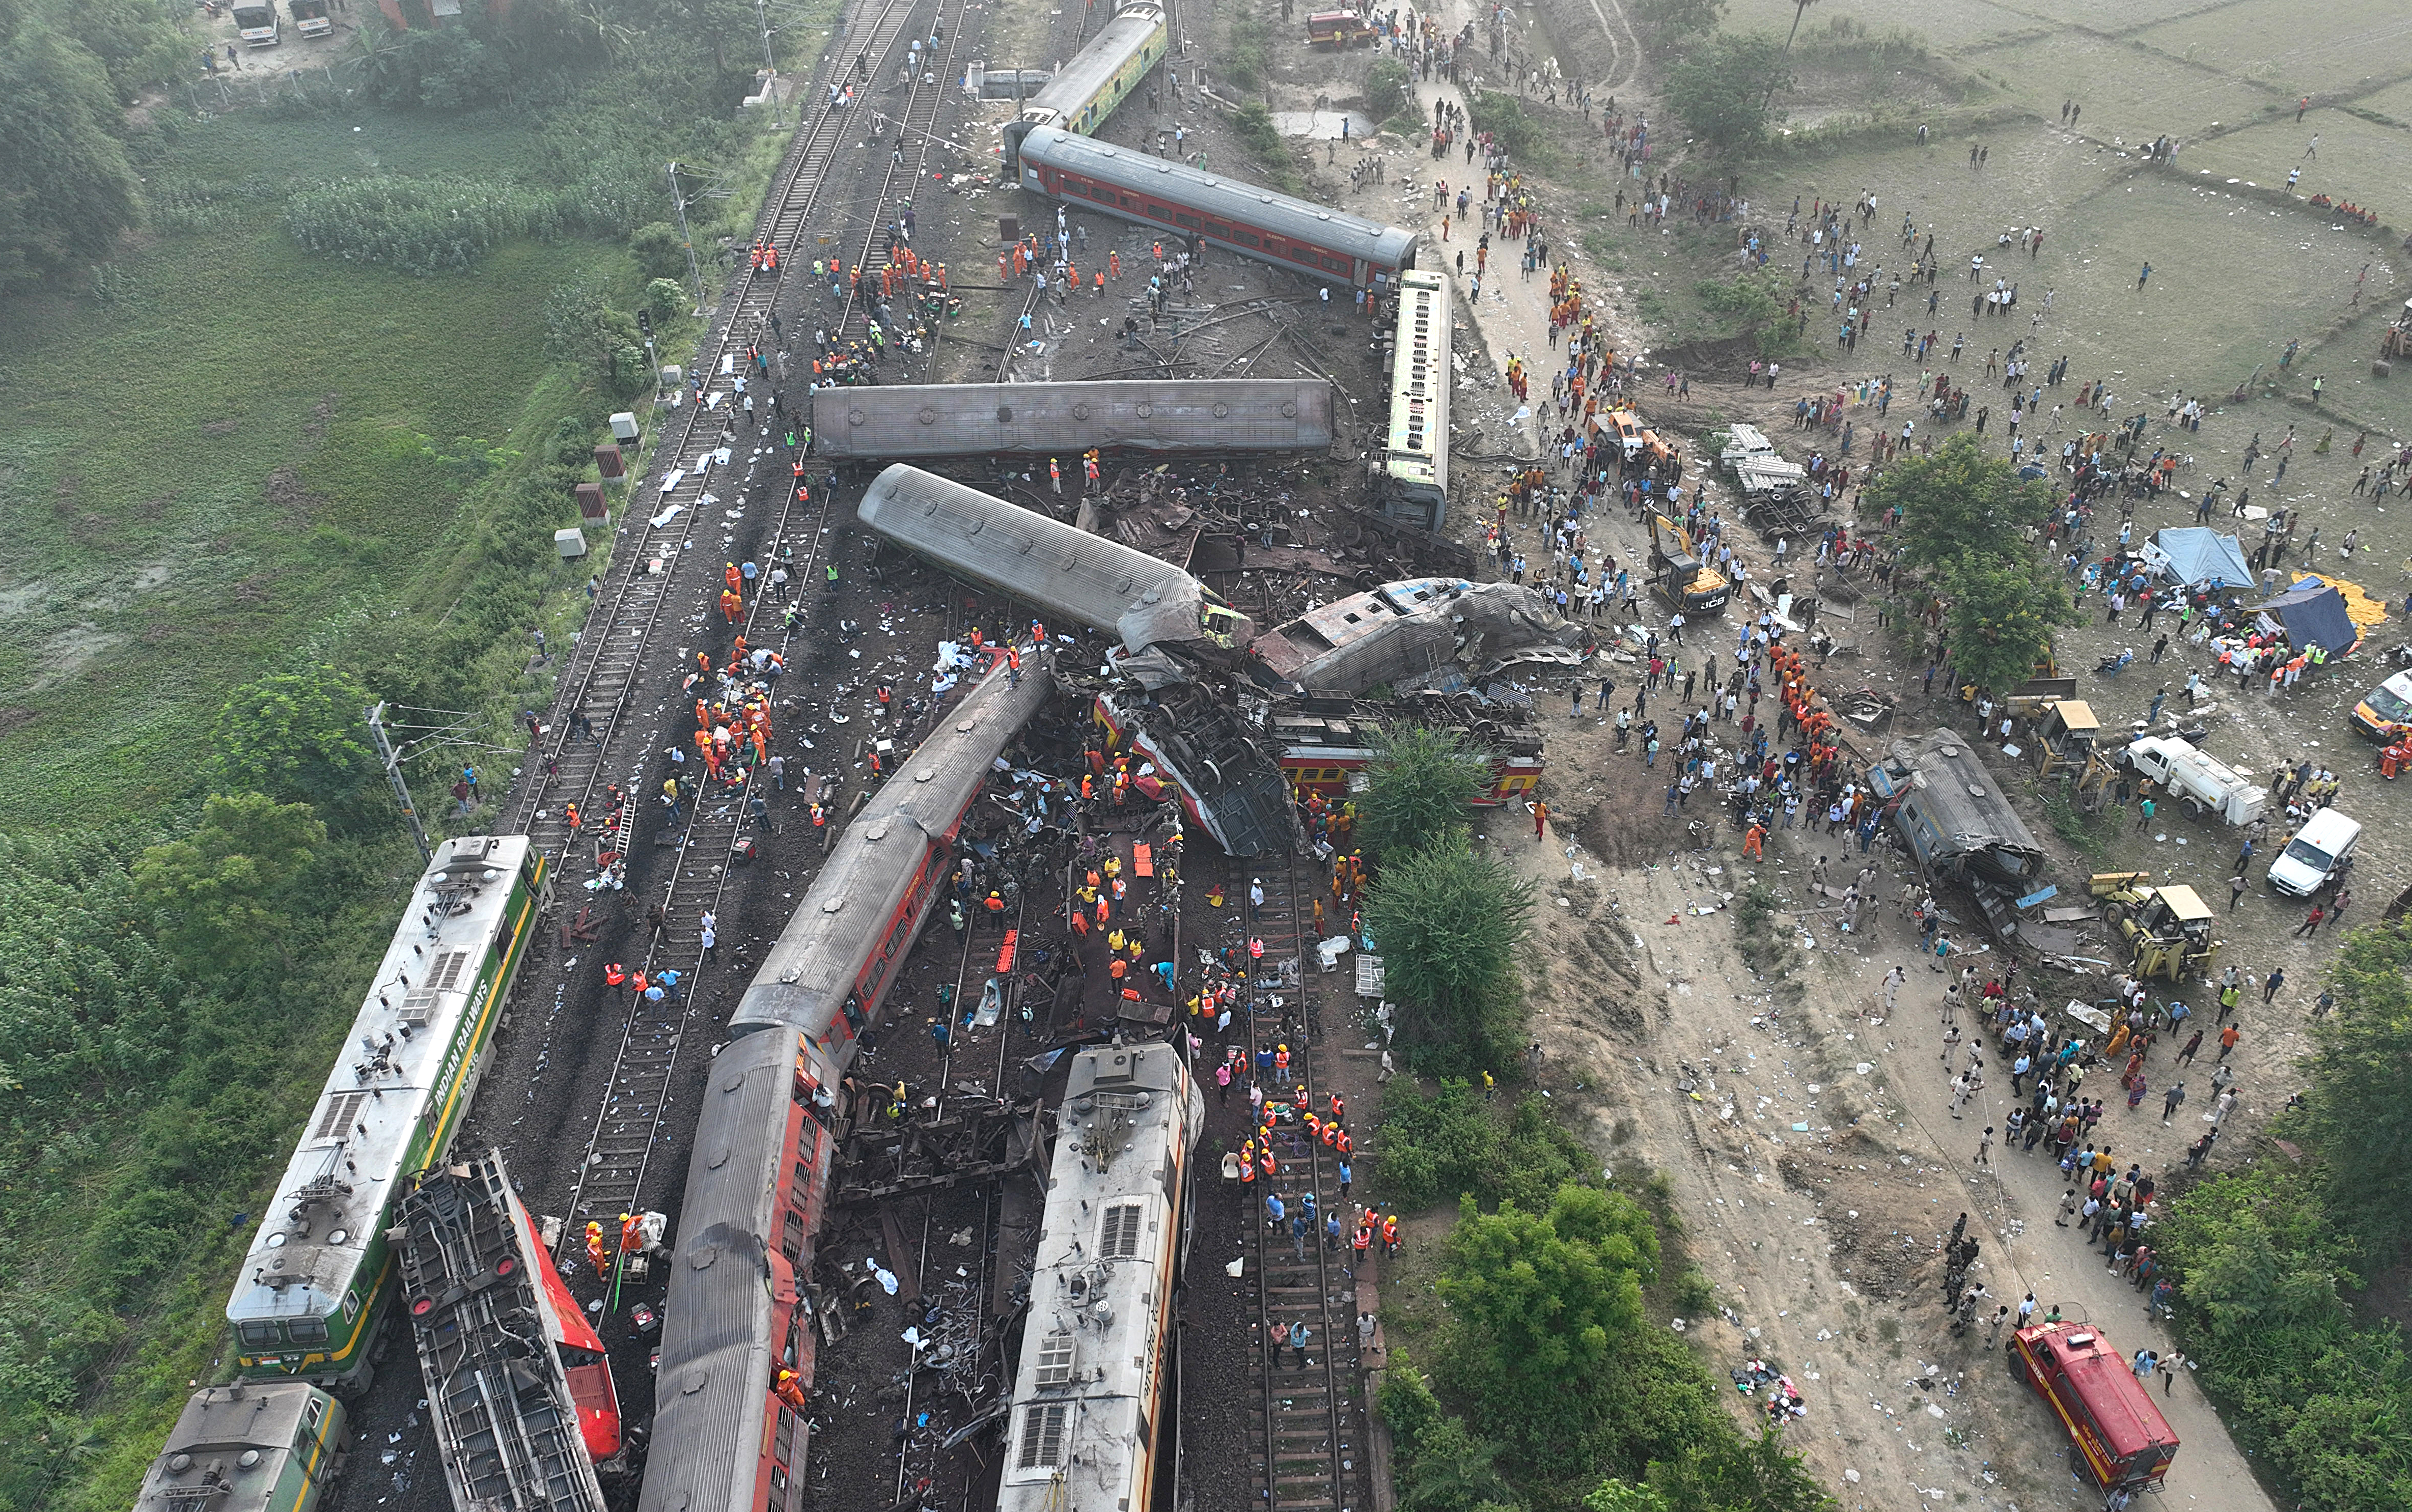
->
[[1438, 1186, 1660, 1425], [1867, 434, 2058, 571], [1364, 829, 1534, 1069], [1585, 1480, 1671, 1512], [544, 270, 645, 393], [1399, 1417, 1522, 1512], [1367, 57, 1416, 128], [133, 793, 327, 984], [1763, 0, 1820, 112], [2299, 923, 2412, 1251], [76, 0, 191, 104], [211, 665, 383, 829], [1628, 0, 1723, 46], [1694, 271, 1791, 354], [1646, 1425, 1839, 1512], [0, 20, 143, 293], [1361, 726, 1486, 858], [1932, 548, 2076, 696], [1664, 33, 1791, 152]]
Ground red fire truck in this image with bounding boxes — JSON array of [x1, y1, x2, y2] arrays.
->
[[2007, 1322, 2180, 1493], [1306, 9, 1376, 47]]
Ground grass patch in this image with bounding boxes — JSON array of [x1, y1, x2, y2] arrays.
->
[[2043, 790, 2119, 859], [0, 209, 612, 832], [0, 45, 804, 1505], [1233, 101, 1306, 193]]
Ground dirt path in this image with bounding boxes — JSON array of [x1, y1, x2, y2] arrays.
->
[[1484, 704, 2277, 1512]]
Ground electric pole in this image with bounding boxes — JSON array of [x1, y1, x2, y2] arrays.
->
[[754, 0, 782, 129], [668, 161, 709, 316], [366, 703, 433, 865]]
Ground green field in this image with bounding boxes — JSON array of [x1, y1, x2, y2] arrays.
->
[[0, 50, 803, 1501], [0, 111, 621, 832]]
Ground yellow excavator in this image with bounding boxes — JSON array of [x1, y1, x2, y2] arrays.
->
[[1646, 511, 1730, 613]]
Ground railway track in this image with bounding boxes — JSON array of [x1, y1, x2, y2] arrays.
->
[[510, 0, 967, 1254], [1236, 857, 1360, 1512], [508, 0, 932, 862], [834, 0, 968, 346]]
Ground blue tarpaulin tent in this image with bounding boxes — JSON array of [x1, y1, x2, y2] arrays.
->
[[2250, 578, 2360, 655], [2151, 527, 2256, 588]]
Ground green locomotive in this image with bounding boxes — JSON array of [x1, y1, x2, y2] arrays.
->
[[225, 833, 545, 1390]]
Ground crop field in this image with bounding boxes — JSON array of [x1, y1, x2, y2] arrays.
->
[[0, 110, 622, 833]]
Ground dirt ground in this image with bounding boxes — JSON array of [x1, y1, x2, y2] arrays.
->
[[1202, 2, 2412, 1509]]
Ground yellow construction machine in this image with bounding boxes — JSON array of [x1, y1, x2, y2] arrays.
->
[[2088, 873, 2221, 981]]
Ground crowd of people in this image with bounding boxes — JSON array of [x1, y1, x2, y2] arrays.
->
[[1919, 957, 2256, 1350]]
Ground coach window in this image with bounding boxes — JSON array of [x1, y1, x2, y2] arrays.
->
[[1320, 254, 1350, 273], [1146, 202, 1172, 222], [1175, 212, 1201, 230], [1291, 245, 1318, 264], [1204, 219, 1232, 238], [1234, 229, 1261, 247]]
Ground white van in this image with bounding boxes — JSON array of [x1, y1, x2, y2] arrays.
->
[[2266, 808, 2362, 897]]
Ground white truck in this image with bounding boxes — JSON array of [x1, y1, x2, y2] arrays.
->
[[2121, 735, 2266, 826]]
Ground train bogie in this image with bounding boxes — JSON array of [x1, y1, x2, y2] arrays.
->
[[137, 1383, 346, 1512], [1002, 1, 1170, 168], [643, 657, 1055, 1512]]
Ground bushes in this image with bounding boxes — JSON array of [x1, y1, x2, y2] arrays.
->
[[1367, 56, 1418, 135], [284, 172, 649, 275], [1692, 271, 1799, 356], [1377, 1082, 1592, 1216], [1232, 102, 1303, 192], [1463, 88, 1553, 167]]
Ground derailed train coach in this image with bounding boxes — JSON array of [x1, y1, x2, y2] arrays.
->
[[638, 656, 1055, 1512], [811, 379, 1334, 463], [858, 463, 1256, 656], [1014, 124, 1418, 290]]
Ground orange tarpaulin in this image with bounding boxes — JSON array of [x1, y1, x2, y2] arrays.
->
[[1131, 844, 1153, 877], [995, 929, 1018, 974]]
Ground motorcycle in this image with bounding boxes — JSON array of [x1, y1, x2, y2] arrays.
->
[[2096, 648, 2136, 677]]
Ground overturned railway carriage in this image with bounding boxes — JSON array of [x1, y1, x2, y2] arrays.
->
[[999, 1045, 1202, 1512], [1375, 269, 1452, 529], [639, 658, 1056, 1512], [397, 1150, 621, 1512], [813, 379, 1334, 462], [859, 463, 1256, 654], [227, 835, 545, 1392], [1015, 125, 1418, 290], [1001, 0, 1170, 170]]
